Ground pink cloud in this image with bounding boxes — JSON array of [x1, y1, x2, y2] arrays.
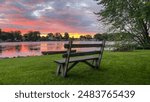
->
[[0, 0, 101, 35]]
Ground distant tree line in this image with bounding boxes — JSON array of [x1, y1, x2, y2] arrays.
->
[[0, 30, 22, 42], [0, 28, 131, 42], [0, 29, 95, 42], [40, 32, 70, 41], [0, 29, 72, 42]]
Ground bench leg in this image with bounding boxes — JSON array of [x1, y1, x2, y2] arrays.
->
[[56, 64, 67, 77], [92, 60, 98, 67], [61, 64, 67, 77], [92, 59, 95, 65], [95, 58, 102, 69], [92, 59, 98, 69], [56, 64, 61, 76], [63, 65, 68, 77], [95, 60, 99, 69]]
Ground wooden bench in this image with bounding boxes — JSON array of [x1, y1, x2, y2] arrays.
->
[[54, 40, 105, 77]]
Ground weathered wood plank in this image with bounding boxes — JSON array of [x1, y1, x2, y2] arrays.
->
[[63, 50, 101, 58], [42, 50, 76, 55], [54, 56, 99, 64], [64, 43, 103, 48]]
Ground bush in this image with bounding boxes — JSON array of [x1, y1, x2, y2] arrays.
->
[[113, 41, 137, 52], [136, 45, 150, 50]]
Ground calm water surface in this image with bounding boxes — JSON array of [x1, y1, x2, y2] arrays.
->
[[0, 41, 113, 58]]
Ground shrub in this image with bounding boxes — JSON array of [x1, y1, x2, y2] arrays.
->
[[113, 41, 137, 52]]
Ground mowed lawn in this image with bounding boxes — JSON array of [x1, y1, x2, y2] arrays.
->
[[0, 50, 150, 85]]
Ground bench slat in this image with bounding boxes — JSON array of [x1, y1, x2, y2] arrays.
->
[[42, 50, 76, 55], [54, 56, 99, 64], [64, 43, 103, 48], [63, 50, 101, 58]]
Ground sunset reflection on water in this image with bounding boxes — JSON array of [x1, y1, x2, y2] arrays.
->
[[0, 41, 67, 58], [0, 41, 104, 58]]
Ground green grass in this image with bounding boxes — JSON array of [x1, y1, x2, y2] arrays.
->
[[0, 50, 150, 85]]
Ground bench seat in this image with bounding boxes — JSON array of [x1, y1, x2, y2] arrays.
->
[[55, 56, 99, 64]]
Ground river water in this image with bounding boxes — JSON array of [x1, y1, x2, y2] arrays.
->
[[0, 41, 114, 58]]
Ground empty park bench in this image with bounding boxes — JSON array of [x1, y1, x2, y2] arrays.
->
[[54, 40, 105, 77]]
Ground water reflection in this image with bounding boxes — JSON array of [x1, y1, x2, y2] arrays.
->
[[0, 41, 67, 58], [0, 41, 112, 58]]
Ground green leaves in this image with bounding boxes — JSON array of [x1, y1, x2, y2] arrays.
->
[[95, 0, 150, 48]]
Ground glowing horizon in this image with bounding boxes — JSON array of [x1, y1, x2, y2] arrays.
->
[[1, 28, 94, 38], [40, 32, 94, 38]]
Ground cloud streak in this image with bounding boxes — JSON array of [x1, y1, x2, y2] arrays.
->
[[0, 0, 105, 34]]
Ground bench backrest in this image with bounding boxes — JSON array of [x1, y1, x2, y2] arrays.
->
[[63, 40, 105, 64]]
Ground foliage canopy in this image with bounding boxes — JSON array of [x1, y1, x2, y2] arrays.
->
[[95, 0, 150, 48]]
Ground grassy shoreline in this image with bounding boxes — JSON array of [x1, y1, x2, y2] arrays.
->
[[0, 50, 150, 85]]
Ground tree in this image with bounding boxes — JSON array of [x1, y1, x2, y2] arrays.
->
[[85, 35, 92, 40], [94, 33, 103, 40], [95, 0, 150, 48], [55, 32, 62, 40], [11, 31, 22, 41], [80, 35, 86, 40], [23, 31, 41, 41], [63, 32, 69, 40], [47, 33, 54, 40]]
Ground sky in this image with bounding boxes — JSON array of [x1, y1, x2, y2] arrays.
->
[[0, 0, 106, 36]]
